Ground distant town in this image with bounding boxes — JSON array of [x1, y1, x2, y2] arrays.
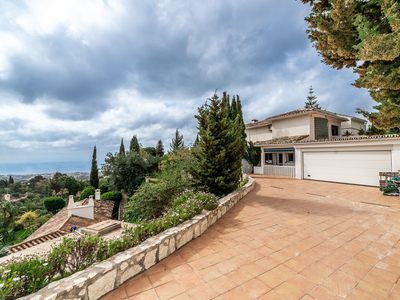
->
[[0, 172, 91, 182]]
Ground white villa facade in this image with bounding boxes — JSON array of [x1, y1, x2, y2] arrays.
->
[[246, 108, 400, 187]]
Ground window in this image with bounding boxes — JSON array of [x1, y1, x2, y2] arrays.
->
[[314, 117, 329, 140], [331, 125, 339, 136], [265, 153, 273, 164], [288, 153, 294, 162]]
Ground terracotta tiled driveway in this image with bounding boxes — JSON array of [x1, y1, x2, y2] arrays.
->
[[101, 175, 400, 300]]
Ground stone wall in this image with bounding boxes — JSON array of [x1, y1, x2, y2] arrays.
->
[[20, 176, 255, 300]]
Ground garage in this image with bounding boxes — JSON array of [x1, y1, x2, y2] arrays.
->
[[303, 151, 392, 187]]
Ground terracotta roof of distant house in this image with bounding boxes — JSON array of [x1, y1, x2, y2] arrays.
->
[[25, 199, 114, 242], [245, 108, 358, 128], [254, 135, 309, 146]]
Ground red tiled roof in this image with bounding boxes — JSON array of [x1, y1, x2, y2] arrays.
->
[[25, 199, 114, 242], [254, 135, 309, 146], [246, 108, 355, 128]]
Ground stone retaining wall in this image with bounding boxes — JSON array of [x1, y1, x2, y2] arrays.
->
[[20, 176, 255, 300]]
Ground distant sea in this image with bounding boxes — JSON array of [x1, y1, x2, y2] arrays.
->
[[0, 161, 91, 175]]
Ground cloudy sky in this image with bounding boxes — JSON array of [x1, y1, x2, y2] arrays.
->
[[0, 0, 375, 174]]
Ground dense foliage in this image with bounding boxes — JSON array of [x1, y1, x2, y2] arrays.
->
[[170, 128, 185, 152], [102, 151, 160, 197], [189, 92, 246, 197], [100, 191, 122, 218], [129, 135, 140, 153], [301, 0, 400, 128], [43, 197, 66, 213], [48, 172, 86, 198], [79, 186, 95, 201], [243, 141, 262, 172]]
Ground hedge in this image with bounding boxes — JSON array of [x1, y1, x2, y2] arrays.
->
[[43, 197, 66, 213], [79, 186, 95, 201], [100, 191, 122, 218]]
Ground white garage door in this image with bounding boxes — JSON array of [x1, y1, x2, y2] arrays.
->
[[303, 151, 392, 187]]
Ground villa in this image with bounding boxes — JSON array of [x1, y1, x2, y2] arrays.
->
[[246, 108, 400, 187]]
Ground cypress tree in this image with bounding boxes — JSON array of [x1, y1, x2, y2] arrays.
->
[[236, 95, 247, 141], [155, 140, 164, 156], [170, 129, 184, 152], [90, 146, 99, 188], [9, 176, 13, 184], [119, 138, 125, 156], [130, 135, 140, 153], [189, 92, 246, 197], [304, 86, 321, 109], [230, 96, 237, 121]]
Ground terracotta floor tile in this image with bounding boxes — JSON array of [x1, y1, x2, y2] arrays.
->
[[258, 291, 285, 300], [180, 251, 202, 263], [355, 280, 390, 300], [170, 264, 194, 279], [102, 285, 127, 300], [221, 287, 253, 300], [241, 262, 267, 277], [188, 257, 212, 271], [189, 240, 207, 250], [321, 277, 353, 297], [391, 284, 400, 295], [271, 264, 297, 280], [148, 269, 175, 287], [197, 265, 224, 282], [187, 283, 218, 300], [274, 282, 305, 300], [145, 263, 168, 276], [219, 248, 241, 259], [204, 253, 226, 265], [163, 255, 186, 269], [345, 288, 376, 300], [255, 246, 275, 257], [269, 252, 291, 264], [244, 240, 264, 250], [208, 275, 237, 294], [283, 258, 308, 273], [288, 274, 317, 293], [329, 270, 360, 287], [308, 285, 342, 300], [234, 244, 253, 254], [256, 256, 280, 271], [243, 249, 264, 261], [225, 268, 253, 285], [128, 288, 159, 300], [363, 272, 395, 291], [340, 263, 369, 279], [229, 254, 253, 267], [210, 242, 229, 252], [196, 247, 216, 257], [125, 277, 153, 297], [168, 293, 191, 300], [155, 280, 185, 300], [257, 271, 285, 289], [241, 278, 270, 298], [215, 260, 238, 274], [177, 272, 205, 291]]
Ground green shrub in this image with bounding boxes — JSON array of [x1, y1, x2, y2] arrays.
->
[[99, 183, 110, 194], [101, 191, 122, 218], [11, 192, 19, 198], [79, 186, 95, 200], [43, 197, 66, 213]]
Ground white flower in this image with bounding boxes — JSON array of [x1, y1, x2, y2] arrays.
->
[[43, 263, 48, 266], [3, 270, 10, 274], [0, 283, 4, 288], [13, 277, 20, 281]]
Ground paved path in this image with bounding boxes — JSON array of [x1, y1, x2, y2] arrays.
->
[[101, 175, 400, 299]]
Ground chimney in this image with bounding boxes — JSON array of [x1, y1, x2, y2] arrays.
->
[[67, 195, 95, 219], [68, 195, 75, 209], [88, 195, 94, 206], [95, 189, 101, 200], [251, 119, 258, 123]]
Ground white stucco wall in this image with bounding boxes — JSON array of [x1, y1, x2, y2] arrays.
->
[[309, 113, 343, 140], [246, 126, 272, 143], [341, 118, 366, 136], [272, 115, 310, 139]]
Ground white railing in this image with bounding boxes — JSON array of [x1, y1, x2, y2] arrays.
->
[[263, 165, 296, 178], [254, 166, 263, 174]]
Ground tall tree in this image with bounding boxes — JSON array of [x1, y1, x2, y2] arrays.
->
[[304, 86, 321, 109], [119, 138, 125, 156], [230, 95, 237, 121], [236, 95, 247, 141], [90, 145, 99, 188], [189, 92, 246, 197], [194, 134, 200, 146], [130, 135, 140, 153], [155, 140, 164, 156], [301, 0, 400, 128], [170, 128, 184, 152], [8, 176, 13, 185]]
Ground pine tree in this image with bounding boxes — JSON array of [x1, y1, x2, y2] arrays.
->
[[155, 140, 164, 156], [189, 92, 246, 197], [90, 146, 99, 188], [301, 0, 400, 128], [130, 135, 140, 153], [194, 134, 200, 146], [119, 138, 125, 156], [170, 129, 184, 152], [304, 86, 321, 109]]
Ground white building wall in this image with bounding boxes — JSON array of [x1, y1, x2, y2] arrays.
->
[[272, 115, 310, 139], [246, 126, 272, 143]]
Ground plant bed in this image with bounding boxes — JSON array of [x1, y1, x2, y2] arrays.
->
[[11, 176, 254, 300]]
